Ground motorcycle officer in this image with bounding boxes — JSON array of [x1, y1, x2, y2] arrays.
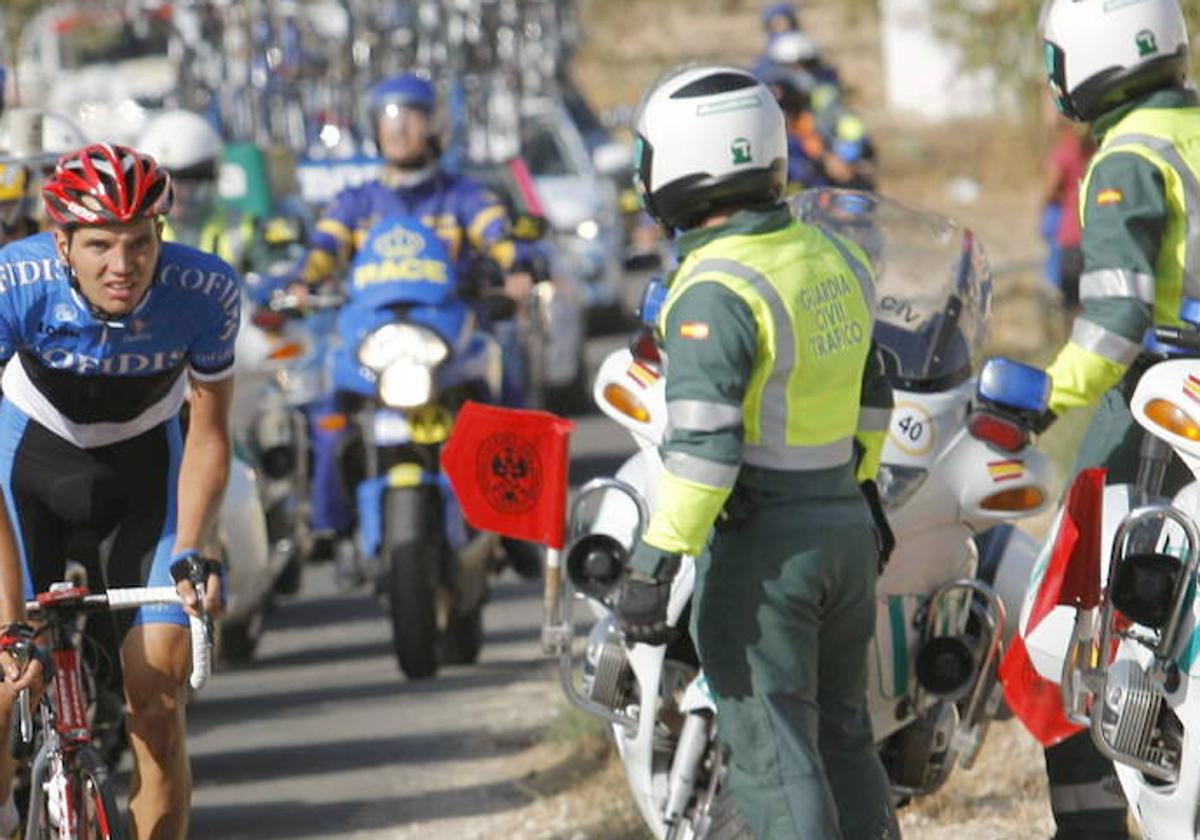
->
[[615, 64, 898, 839], [138, 109, 256, 269], [283, 72, 539, 570], [1038, 1, 1199, 836]]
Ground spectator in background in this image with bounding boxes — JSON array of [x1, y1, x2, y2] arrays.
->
[[761, 2, 801, 36], [753, 3, 803, 78], [1043, 107, 1094, 316], [761, 68, 875, 190]]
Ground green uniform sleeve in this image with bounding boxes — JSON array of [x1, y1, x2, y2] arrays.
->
[[637, 280, 757, 569], [1046, 151, 1164, 415], [855, 341, 893, 482]]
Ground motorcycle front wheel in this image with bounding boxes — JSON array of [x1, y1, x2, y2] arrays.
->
[[384, 488, 442, 679], [387, 541, 440, 679]]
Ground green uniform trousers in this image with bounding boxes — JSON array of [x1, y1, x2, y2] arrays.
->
[[1047, 381, 1193, 838], [692, 467, 898, 840]]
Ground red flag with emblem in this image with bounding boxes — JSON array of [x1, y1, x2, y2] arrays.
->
[[999, 467, 1106, 746], [440, 401, 575, 549]]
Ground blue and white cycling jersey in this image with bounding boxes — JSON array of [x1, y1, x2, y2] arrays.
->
[[0, 232, 240, 448]]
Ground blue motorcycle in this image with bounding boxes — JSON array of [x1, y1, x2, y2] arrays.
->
[[330, 215, 503, 678]]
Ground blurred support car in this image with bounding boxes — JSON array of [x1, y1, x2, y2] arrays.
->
[[465, 156, 591, 414], [519, 97, 629, 331], [16, 5, 180, 144]]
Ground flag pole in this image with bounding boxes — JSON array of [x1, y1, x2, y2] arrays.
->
[[541, 546, 565, 654]]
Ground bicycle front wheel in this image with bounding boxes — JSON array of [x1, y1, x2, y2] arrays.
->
[[26, 746, 127, 840], [75, 747, 126, 840]]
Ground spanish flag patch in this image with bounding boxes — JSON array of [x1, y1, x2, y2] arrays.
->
[[987, 459, 1024, 483], [1185, 374, 1200, 405], [1096, 188, 1124, 206], [679, 321, 710, 340]]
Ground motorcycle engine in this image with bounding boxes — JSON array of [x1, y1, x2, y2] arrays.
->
[[879, 701, 959, 795], [1097, 659, 1181, 779], [583, 617, 634, 712]]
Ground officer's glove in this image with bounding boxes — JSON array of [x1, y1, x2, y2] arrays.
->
[[860, 480, 896, 570], [615, 545, 681, 646]]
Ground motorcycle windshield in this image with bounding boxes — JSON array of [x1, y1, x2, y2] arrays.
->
[[347, 215, 456, 309], [791, 189, 993, 391]]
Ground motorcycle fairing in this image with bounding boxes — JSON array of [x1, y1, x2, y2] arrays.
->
[[346, 214, 455, 309]]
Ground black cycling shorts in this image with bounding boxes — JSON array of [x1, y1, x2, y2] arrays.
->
[[0, 398, 188, 637]]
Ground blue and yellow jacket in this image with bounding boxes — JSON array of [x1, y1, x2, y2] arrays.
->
[[295, 168, 521, 289]]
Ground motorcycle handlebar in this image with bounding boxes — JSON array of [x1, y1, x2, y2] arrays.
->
[[1153, 326, 1200, 354], [268, 292, 346, 312]]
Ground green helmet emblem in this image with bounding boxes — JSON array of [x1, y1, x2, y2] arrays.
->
[[731, 137, 752, 165], [1136, 29, 1159, 57]]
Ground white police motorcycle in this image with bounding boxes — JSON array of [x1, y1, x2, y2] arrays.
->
[[1015, 314, 1200, 840], [542, 190, 1056, 838]]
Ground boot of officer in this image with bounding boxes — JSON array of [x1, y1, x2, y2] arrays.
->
[[615, 64, 898, 839], [1039, 0, 1200, 835]]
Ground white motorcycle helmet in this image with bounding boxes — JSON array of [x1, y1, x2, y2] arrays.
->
[[633, 65, 787, 231], [1041, 0, 1190, 122], [137, 109, 223, 179], [767, 30, 820, 65]]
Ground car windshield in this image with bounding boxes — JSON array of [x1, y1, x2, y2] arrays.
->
[[520, 115, 589, 178], [791, 189, 993, 391]]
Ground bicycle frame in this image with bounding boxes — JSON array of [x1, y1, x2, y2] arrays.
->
[[16, 583, 210, 840]]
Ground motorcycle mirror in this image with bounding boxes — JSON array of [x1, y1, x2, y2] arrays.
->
[[976, 357, 1050, 418]]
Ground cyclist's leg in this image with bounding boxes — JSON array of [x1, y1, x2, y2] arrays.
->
[[104, 418, 193, 840]]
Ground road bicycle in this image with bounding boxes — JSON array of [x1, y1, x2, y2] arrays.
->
[[10, 571, 211, 840]]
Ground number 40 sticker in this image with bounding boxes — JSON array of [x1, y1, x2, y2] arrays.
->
[[889, 402, 935, 456]]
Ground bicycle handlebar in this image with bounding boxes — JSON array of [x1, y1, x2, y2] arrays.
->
[[26, 586, 212, 691]]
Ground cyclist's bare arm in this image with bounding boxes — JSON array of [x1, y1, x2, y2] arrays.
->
[[174, 374, 234, 619], [0, 495, 38, 692], [0, 496, 23, 627]]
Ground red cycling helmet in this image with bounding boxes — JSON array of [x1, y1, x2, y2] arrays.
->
[[42, 143, 173, 227]]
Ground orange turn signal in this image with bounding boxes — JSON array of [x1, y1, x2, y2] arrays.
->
[[267, 341, 306, 361], [315, 413, 348, 432], [1144, 398, 1200, 441], [980, 486, 1046, 512], [603, 383, 651, 423]]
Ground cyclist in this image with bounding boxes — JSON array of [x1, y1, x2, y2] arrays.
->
[[0, 143, 235, 840]]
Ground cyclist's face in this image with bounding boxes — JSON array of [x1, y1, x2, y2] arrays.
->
[[377, 104, 431, 167], [54, 218, 162, 317]]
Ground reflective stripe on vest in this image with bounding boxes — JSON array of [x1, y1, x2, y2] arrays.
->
[[662, 221, 875, 472], [1080, 108, 1200, 325]]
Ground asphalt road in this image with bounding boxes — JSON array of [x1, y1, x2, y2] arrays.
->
[[185, 336, 634, 840]]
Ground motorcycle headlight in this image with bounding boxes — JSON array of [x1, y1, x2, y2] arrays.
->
[[379, 362, 433, 409], [575, 219, 600, 241], [358, 323, 449, 372]]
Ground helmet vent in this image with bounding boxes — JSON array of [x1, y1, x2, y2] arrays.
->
[[670, 72, 759, 99]]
